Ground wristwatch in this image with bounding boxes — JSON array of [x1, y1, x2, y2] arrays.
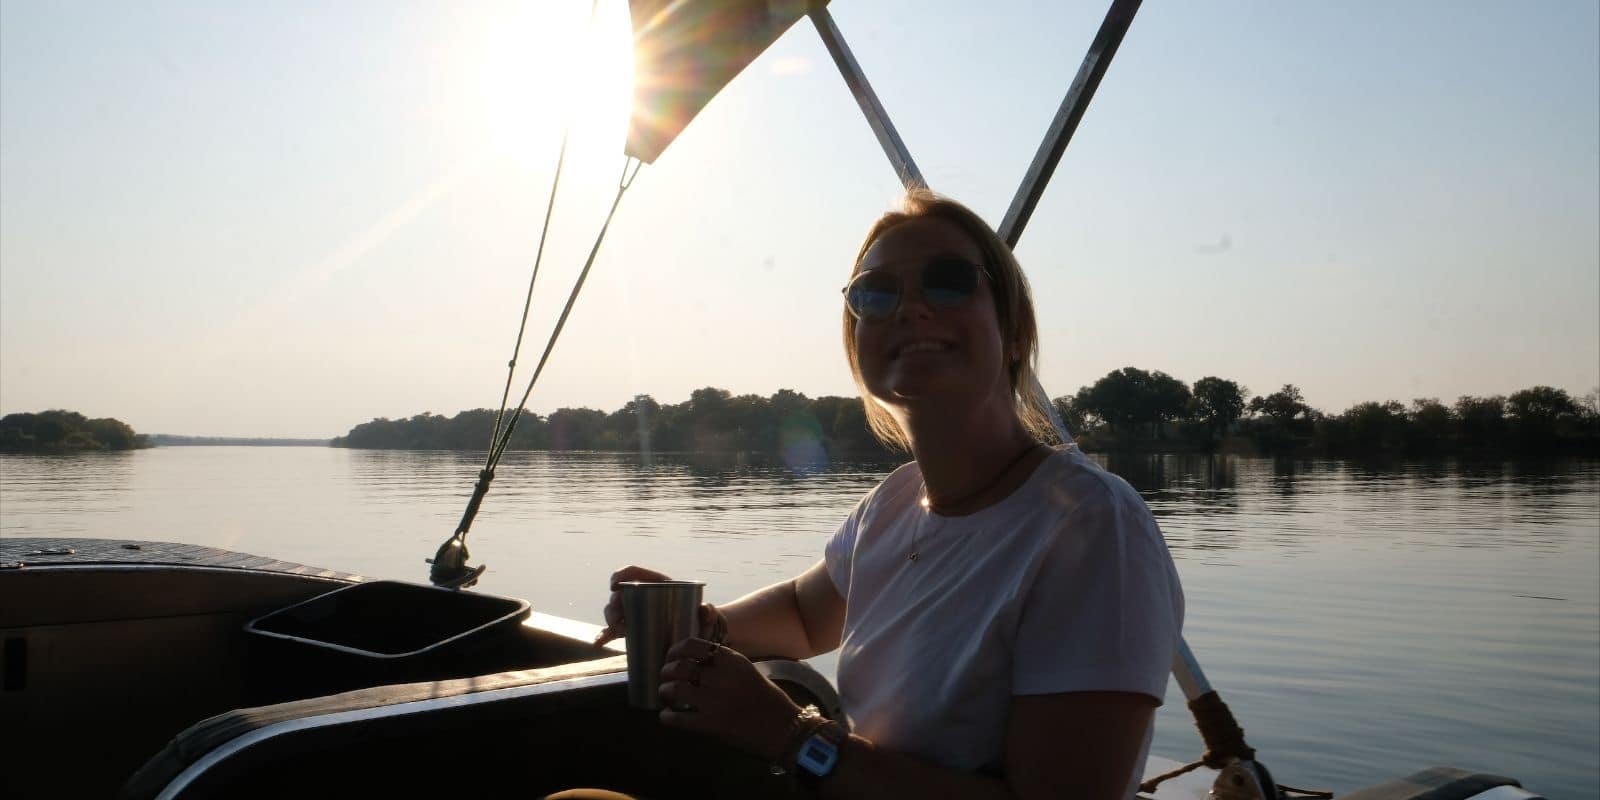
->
[[793, 726, 842, 785], [791, 711, 846, 789]]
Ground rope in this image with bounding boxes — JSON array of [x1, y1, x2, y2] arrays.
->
[[430, 0, 615, 588], [488, 127, 571, 454], [1138, 758, 1209, 796], [431, 155, 642, 587], [487, 156, 642, 468], [488, 0, 600, 457], [1138, 691, 1254, 796], [1280, 784, 1335, 799]]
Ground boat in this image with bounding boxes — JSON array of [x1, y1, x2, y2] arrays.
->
[[0, 2, 1549, 798]]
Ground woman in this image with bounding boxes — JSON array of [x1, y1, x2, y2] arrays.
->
[[592, 191, 1183, 799]]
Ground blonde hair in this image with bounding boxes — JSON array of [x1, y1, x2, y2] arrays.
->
[[842, 189, 1054, 451]]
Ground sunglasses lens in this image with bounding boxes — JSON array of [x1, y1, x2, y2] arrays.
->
[[923, 258, 981, 308], [846, 272, 900, 320]]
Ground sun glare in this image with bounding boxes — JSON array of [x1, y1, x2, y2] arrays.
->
[[476, 2, 635, 170]]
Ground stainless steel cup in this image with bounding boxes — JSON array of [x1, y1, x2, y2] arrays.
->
[[619, 580, 703, 709]]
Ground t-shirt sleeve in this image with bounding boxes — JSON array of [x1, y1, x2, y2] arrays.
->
[[1010, 479, 1183, 702], [824, 499, 865, 598]]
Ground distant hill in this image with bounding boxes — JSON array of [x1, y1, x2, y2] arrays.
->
[[148, 434, 330, 447]]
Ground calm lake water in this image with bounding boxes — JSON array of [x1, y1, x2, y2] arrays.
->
[[2, 447, 1596, 797]]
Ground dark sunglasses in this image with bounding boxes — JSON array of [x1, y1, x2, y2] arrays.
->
[[842, 258, 991, 322]]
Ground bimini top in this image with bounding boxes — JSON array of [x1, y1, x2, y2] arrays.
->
[[625, 0, 822, 164]]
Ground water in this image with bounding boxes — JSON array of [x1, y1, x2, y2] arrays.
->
[[2, 448, 1596, 797]]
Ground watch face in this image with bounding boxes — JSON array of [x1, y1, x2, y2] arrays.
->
[[797, 735, 839, 776]]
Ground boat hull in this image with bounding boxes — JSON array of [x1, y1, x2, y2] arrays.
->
[[0, 538, 837, 799]]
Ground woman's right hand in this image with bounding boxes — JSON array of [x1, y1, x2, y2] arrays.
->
[[594, 565, 728, 648]]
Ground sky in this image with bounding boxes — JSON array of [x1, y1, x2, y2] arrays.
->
[[2, 0, 1596, 438]]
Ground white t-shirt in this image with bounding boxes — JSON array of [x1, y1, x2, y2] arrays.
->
[[824, 444, 1183, 794]]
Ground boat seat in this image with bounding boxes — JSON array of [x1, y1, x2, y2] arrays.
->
[[1342, 767, 1538, 800], [122, 655, 836, 800]]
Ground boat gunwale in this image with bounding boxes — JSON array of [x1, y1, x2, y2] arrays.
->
[[151, 668, 631, 800]]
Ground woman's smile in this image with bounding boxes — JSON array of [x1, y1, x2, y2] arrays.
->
[[891, 338, 957, 359]]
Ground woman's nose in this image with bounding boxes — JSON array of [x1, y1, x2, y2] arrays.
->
[[894, 285, 935, 321]]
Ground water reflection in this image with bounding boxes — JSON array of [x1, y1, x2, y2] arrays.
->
[[1077, 454, 1600, 556], [327, 449, 1600, 556], [0, 451, 139, 535]]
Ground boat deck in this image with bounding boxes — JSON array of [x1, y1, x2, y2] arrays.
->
[[0, 537, 363, 580]]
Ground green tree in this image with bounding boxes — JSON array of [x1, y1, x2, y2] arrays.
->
[[816, 396, 885, 454], [1245, 385, 1316, 453], [546, 407, 607, 450], [1191, 377, 1248, 439], [1407, 398, 1454, 451], [1249, 384, 1310, 424], [1075, 368, 1152, 434], [680, 387, 736, 450], [1072, 368, 1191, 440], [1339, 400, 1409, 452], [1454, 395, 1506, 448], [602, 395, 660, 451], [1506, 385, 1578, 423], [1147, 371, 1192, 437], [0, 410, 148, 452], [1505, 385, 1579, 449]]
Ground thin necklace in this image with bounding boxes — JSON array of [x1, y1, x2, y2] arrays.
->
[[910, 441, 1041, 563]]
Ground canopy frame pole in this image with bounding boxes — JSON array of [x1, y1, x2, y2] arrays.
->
[[809, 6, 926, 190], [990, 0, 1218, 706], [997, 0, 1142, 248], [1174, 638, 1213, 698]]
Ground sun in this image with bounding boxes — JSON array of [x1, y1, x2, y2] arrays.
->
[[475, 1, 635, 170]]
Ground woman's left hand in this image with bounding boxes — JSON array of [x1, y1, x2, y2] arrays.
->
[[658, 637, 802, 763]]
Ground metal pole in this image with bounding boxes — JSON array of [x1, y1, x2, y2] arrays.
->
[[809, 7, 926, 190], [998, 0, 1142, 248], [1173, 638, 1214, 700], [999, 2, 1216, 701]]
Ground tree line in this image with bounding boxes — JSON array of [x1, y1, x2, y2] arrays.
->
[[1058, 368, 1600, 455], [0, 410, 148, 452], [331, 388, 895, 457], [334, 374, 1600, 457]]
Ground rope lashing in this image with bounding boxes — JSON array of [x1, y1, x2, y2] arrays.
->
[[1139, 691, 1255, 795], [1191, 690, 1256, 766], [1138, 691, 1333, 799]]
